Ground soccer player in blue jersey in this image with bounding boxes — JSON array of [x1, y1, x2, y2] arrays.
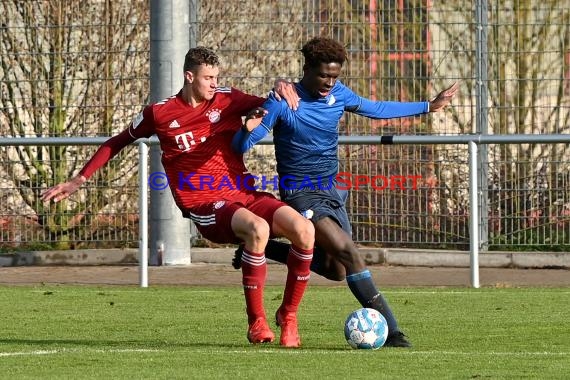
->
[[232, 37, 458, 347]]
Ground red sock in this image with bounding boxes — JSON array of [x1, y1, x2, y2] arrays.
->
[[241, 248, 267, 323], [281, 245, 313, 314]]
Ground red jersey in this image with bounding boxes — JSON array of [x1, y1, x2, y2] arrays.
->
[[79, 87, 265, 209]]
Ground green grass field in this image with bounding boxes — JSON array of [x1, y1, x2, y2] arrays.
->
[[1, 285, 569, 379]]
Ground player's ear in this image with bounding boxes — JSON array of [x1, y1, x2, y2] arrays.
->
[[185, 70, 194, 84]]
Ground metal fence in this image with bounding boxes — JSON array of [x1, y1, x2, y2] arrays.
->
[[1, 0, 570, 252]]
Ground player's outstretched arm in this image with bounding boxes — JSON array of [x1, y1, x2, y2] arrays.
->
[[428, 82, 459, 112], [41, 175, 86, 203]]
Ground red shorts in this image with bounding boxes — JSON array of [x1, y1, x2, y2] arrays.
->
[[182, 192, 287, 244]]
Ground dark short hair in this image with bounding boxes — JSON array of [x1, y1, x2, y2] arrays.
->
[[300, 37, 347, 68], [183, 46, 220, 72]]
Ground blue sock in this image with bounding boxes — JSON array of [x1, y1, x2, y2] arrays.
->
[[346, 269, 399, 334]]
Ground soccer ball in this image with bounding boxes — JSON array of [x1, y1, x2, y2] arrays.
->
[[344, 308, 388, 349]]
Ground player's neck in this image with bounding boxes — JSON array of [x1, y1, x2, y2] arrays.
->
[[181, 87, 203, 108]]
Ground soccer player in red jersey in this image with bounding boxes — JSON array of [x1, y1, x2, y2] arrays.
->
[[41, 46, 313, 348]]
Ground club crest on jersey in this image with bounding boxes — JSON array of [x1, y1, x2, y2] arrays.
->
[[206, 108, 221, 123], [327, 94, 336, 106], [213, 201, 225, 210]]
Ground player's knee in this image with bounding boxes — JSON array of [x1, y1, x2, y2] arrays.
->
[[248, 218, 270, 244], [289, 219, 315, 249], [331, 240, 354, 257], [332, 241, 365, 269]]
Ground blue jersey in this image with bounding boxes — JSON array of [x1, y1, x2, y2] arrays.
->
[[232, 81, 428, 184]]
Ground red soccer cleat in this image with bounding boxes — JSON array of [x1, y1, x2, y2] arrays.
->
[[247, 317, 275, 344], [275, 308, 301, 348]]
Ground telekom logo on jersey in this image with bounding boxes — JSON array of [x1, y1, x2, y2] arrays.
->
[[147, 171, 423, 192], [174, 131, 207, 151]]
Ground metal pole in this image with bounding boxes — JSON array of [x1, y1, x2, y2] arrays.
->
[[5, 134, 570, 147], [469, 141, 480, 288], [475, 0, 489, 251], [149, 0, 191, 265], [138, 141, 149, 288]]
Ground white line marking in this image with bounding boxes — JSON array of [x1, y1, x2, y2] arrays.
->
[[0, 350, 59, 357], [1, 347, 567, 357], [386, 290, 570, 295], [95, 349, 161, 353], [0, 348, 161, 357], [172, 348, 570, 356], [409, 351, 570, 356]]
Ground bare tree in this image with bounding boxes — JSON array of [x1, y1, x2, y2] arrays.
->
[[0, 0, 149, 248], [432, 0, 570, 248]]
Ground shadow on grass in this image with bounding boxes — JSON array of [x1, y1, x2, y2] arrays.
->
[[0, 338, 349, 351]]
